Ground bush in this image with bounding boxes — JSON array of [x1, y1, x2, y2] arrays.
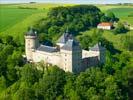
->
[[114, 22, 128, 34]]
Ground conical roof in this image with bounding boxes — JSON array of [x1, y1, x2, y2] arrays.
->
[[26, 27, 37, 36], [57, 30, 70, 44], [61, 39, 81, 51]]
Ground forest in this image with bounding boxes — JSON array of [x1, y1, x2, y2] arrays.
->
[[0, 5, 133, 100], [34, 5, 119, 45]]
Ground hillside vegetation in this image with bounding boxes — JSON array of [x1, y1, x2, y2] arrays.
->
[[0, 35, 132, 100], [0, 3, 132, 44], [0, 4, 133, 100], [33, 5, 120, 46], [78, 29, 133, 51]]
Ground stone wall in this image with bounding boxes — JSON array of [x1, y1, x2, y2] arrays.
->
[[32, 50, 62, 69]]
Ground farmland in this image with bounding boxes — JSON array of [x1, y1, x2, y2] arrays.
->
[[108, 8, 133, 24], [0, 3, 74, 44], [0, 8, 46, 32], [0, 4, 48, 43], [0, 3, 133, 45]]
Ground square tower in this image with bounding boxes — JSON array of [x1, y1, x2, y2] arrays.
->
[[60, 39, 82, 73]]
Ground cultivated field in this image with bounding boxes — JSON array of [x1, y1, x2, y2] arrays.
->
[[0, 3, 133, 46], [108, 8, 133, 24], [0, 8, 45, 32]]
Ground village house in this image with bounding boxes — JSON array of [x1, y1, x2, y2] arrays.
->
[[97, 22, 113, 30]]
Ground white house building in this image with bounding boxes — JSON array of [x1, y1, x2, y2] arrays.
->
[[97, 22, 113, 30], [25, 28, 106, 73]]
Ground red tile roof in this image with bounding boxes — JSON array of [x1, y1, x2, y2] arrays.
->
[[98, 22, 113, 26]]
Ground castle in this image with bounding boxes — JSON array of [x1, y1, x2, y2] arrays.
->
[[25, 28, 106, 73]]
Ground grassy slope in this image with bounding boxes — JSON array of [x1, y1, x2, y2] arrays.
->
[[78, 5, 133, 51], [0, 8, 45, 32], [0, 12, 47, 44], [97, 5, 133, 11], [0, 3, 74, 44], [108, 8, 133, 24], [15, 3, 74, 9], [0, 4, 48, 44], [0, 3, 133, 47], [78, 29, 133, 51]]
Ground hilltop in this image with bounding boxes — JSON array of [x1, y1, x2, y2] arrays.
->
[[0, 4, 133, 99]]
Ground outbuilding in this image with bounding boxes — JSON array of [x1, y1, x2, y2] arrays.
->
[[97, 22, 113, 30]]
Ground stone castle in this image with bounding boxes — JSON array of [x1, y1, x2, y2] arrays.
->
[[25, 28, 106, 73]]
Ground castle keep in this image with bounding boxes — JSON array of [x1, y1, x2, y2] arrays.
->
[[25, 28, 106, 73]]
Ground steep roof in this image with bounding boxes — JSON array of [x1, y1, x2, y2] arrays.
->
[[90, 43, 106, 51], [37, 45, 57, 53], [98, 22, 113, 26], [57, 31, 70, 44], [61, 39, 81, 51], [26, 27, 37, 36]]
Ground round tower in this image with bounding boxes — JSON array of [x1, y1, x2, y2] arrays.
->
[[25, 27, 39, 61]]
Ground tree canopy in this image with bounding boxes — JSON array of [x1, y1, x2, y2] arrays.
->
[[34, 5, 103, 44], [0, 5, 132, 100]]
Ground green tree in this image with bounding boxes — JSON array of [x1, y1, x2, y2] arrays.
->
[[38, 33, 53, 46], [0, 45, 14, 76], [0, 76, 7, 91], [34, 5, 102, 41], [64, 73, 77, 99], [48, 25, 60, 36], [21, 64, 41, 87], [114, 22, 128, 34], [105, 11, 119, 22], [14, 88, 36, 100], [121, 35, 133, 51], [104, 76, 122, 100], [3, 35, 16, 45], [101, 15, 109, 22], [79, 35, 92, 50], [34, 66, 66, 100]]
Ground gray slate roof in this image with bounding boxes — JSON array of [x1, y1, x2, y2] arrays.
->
[[37, 45, 57, 53], [26, 27, 37, 36], [61, 39, 81, 51], [57, 32, 70, 44], [90, 43, 106, 51]]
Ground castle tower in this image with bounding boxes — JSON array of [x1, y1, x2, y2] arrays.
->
[[89, 43, 106, 64], [25, 27, 39, 61], [60, 38, 82, 73]]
